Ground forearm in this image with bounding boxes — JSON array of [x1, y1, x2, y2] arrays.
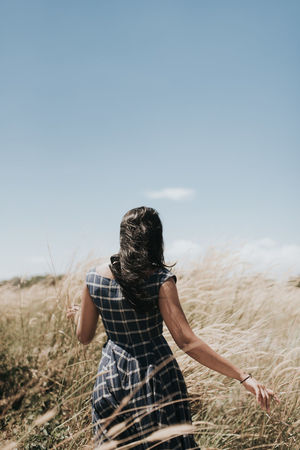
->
[[181, 336, 248, 381]]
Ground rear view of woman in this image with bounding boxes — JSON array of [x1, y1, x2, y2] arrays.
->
[[67, 206, 280, 449]]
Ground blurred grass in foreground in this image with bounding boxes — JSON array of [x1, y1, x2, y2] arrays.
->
[[0, 249, 299, 449]]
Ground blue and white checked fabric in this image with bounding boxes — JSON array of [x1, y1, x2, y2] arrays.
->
[[86, 266, 199, 449]]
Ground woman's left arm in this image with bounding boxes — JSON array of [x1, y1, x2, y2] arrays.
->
[[67, 285, 99, 345]]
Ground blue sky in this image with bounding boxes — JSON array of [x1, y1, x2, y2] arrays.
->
[[1, 1, 299, 280]]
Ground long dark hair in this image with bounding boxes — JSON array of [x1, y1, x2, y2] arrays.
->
[[109, 206, 175, 312]]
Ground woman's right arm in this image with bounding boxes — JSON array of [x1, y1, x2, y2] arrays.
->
[[158, 278, 280, 413]]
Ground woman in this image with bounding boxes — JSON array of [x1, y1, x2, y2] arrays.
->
[[67, 206, 280, 449]]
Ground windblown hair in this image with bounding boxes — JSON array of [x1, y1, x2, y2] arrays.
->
[[109, 206, 175, 312]]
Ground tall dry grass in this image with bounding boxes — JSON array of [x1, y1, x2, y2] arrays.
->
[[0, 249, 299, 449]]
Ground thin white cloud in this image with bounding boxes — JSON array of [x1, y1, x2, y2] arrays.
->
[[165, 239, 203, 270], [145, 187, 195, 201], [167, 239, 202, 258], [165, 237, 300, 280], [236, 238, 300, 278]]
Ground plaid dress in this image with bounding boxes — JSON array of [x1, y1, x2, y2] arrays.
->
[[86, 266, 200, 449]]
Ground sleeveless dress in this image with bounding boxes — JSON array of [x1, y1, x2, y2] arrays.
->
[[86, 266, 200, 449]]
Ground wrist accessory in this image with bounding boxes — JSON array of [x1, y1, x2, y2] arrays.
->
[[240, 373, 252, 384]]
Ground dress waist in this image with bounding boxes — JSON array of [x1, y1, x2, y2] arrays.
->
[[103, 334, 173, 358]]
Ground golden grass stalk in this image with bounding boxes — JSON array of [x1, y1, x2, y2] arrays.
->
[[0, 249, 299, 448]]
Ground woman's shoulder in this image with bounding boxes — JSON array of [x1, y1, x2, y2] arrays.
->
[[157, 266, 177, 285], [86, 262, 115, 283], [94, 262, 115, 280]]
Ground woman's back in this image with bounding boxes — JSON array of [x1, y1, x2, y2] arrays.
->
[[86, 265, 176, 349], [86, 265, 199, 449]]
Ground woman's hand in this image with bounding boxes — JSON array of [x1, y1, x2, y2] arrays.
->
[[241, 375, 280, 413], [66, 304, 80, 325]]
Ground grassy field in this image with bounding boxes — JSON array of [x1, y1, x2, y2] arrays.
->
[[0, 252, 299, 449]]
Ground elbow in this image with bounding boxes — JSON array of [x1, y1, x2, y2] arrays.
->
[[177, 340, 193, 352], [76, 330, 93, 345], [176, 334, 199, 353], [79, 337, 92, 345]]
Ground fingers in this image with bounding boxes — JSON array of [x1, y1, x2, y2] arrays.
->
[[266, 387, 281, 404], [243, 376, 280, 413], [256, 384, 280, 413], [66, 305, 80, 320], [261, 386, 270, 413], [256, 385, 267, 412], [67, 305, 80, 312]]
